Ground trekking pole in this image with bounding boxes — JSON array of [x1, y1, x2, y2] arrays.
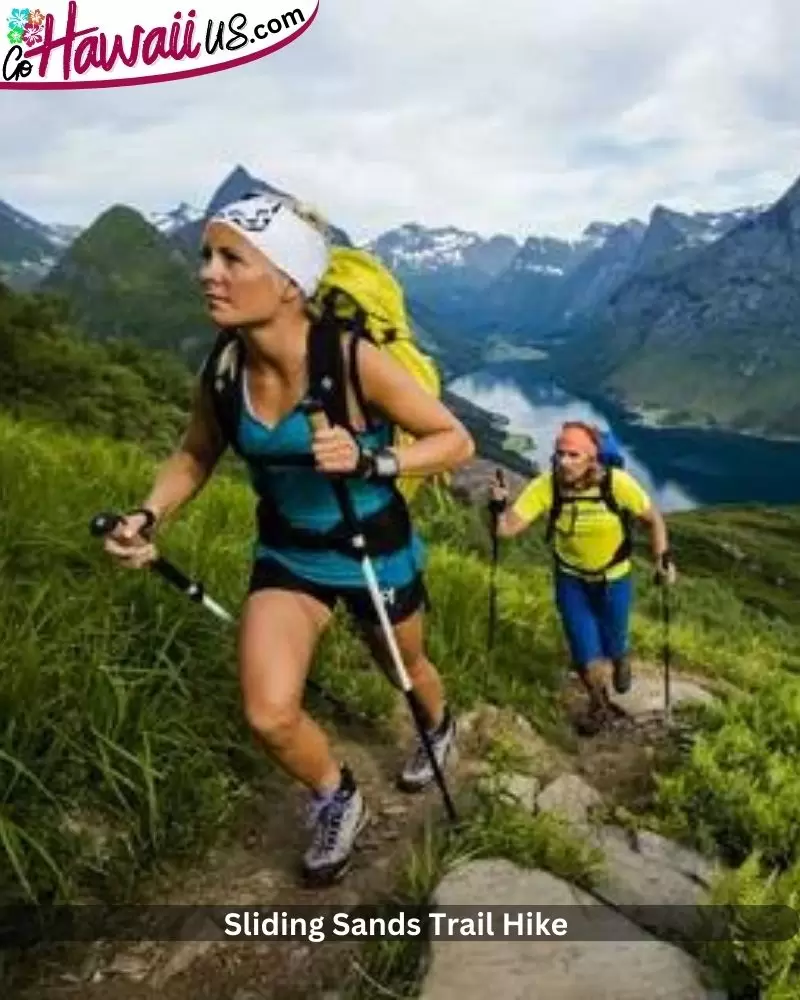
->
[[487, 468, 505, 654], [653, 555, 674, 726], [661, 583, 672, 726], [302, 399, 459, 825], [88, 513, 370, 728]]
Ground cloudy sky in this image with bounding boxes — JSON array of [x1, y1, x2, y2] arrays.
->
[[2, 0, 799, 243]]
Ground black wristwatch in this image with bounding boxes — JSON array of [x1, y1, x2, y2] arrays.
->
[[356, 446, 400, 480]]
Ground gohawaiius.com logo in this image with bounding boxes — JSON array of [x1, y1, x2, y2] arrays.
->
[[1, 0, 319, 89]]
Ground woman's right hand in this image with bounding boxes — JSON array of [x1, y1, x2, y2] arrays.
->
[[103, 512, 159, 569]]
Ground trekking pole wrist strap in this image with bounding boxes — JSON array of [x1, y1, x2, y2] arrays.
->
[[129, 506, 158, 537]]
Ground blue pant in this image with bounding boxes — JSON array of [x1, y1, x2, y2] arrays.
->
[[555, 571, 633, 672]]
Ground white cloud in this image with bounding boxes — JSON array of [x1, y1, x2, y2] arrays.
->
[[2, 0, 798, 242]]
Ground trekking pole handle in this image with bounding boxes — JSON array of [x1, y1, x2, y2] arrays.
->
[[90, 510, 154, 542], [302, 398, 366, 549], [90, 510, 157, 542], [652, 549, 675, 587], [302, 396, 329, 434], [488, 467, 508, 519], [89, 511, 202, 600], [89, 511, 124, 538]]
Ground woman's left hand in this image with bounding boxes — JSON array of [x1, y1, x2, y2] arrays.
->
[[312, 426, 360, 475]]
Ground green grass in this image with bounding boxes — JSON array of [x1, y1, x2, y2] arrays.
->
[[0, 413, 402, 906], [3, 409, 800, 996]]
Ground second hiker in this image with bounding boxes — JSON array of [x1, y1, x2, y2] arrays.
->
[[489, 421, 676, 734]]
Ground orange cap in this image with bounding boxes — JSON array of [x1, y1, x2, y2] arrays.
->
[[556, 423, 598, 457]]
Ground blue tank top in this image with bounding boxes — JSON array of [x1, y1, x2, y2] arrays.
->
[[236, 378, 426, 589]]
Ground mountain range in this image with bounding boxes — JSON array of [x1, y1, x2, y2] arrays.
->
[[0, 199, 80, 290], [557, 178, 800, 436], [1, 162, 798, 435], [0, 165, 482, 377]]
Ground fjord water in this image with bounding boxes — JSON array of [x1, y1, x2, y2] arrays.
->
[[449, 363, 800, 512]]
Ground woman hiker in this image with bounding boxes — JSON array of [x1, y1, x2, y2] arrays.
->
[[489, 421, 677, 735], [102, 192, 474, 885]]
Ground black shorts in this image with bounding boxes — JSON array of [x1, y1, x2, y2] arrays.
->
[[247, 556, 430, 627]]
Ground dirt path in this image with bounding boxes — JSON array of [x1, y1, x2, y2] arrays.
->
[[559, 657, 713, 811]]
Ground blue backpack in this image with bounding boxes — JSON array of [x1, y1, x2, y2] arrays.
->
[[597, 428, 625, 469]]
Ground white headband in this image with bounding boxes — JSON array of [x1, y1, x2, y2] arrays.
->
[[210, 195, 329, 296]]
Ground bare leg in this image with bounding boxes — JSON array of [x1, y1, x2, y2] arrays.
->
[[359, 607, 455, 792], [238, 588, 341, 794], [359, 608, 446, 729]]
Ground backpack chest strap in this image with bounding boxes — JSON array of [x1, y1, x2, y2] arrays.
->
[[255, 483, 412, 560]]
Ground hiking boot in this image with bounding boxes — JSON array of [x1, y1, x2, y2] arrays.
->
[[397, 706, 456, 793], [576, 694, 627, 736], [612, 655, 632, 694], [576, 701, 615, 737], [301, 766, 369, 887]]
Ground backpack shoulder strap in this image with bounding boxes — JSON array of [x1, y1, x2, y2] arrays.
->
[[199, 329, 245, 454], [602, 467, 634, 553], [307, 302, 384, 434], [544, 467, 562, 544], [307, 304, 352, 430], [599, 466, 622, 517], [347, 330, 379, 431]]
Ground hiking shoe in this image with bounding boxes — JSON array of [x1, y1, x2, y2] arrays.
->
[[397, 706, 456, 793], [576, 694, 629, 736], [576, 704, 614, 737], [301, 766, 369, 886], [612, 655, 632, 694]]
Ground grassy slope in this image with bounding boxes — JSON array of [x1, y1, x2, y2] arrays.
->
[[0, 282, 195, 458], [3, 415, 800, 993], [0, 414, 566, 908], [2, 409, 799, 867]]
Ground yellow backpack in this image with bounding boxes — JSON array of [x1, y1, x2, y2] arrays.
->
[[307, 247, 444, 502]]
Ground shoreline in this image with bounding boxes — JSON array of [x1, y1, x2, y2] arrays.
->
[[532, 371, 800, 447], [619, 403, 800, 446], [443, 387, 537, 477], [466, 357, 800, 446], [447, 361, 800, 450]]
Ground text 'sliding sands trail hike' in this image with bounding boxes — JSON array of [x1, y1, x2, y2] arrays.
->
[[2, 903, 797, 948]]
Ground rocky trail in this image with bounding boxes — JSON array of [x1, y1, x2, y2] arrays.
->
[[7, 663, 729, 1000], [7, 704, 475, 1000]]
